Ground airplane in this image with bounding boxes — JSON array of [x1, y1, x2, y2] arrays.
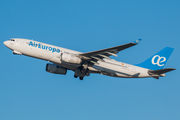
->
[[3, 38, 175, 80]]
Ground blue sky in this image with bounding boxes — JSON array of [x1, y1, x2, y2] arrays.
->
[[1, 0, 180, 120]]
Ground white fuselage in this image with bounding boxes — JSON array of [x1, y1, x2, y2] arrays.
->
[[4, 38, 151, 78]]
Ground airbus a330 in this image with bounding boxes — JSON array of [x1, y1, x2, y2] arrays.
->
[[4, 38, 175, 80]]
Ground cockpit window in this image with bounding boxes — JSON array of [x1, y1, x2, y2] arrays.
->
[[10, 39, 15, 41]]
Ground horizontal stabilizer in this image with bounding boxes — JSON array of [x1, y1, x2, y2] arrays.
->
[[148, 68, 176, 79], [149, 68, 176, 75]]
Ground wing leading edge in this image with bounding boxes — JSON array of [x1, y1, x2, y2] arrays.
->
[[78, 39, 141, 63]]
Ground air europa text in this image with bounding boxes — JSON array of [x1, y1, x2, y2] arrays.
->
[[29, 41, 60, 53]]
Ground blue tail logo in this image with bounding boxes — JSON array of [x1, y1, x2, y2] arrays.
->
[[151, 55, 166, 67], [137, 47, 174, 70]]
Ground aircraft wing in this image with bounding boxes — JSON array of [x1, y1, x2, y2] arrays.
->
[[78, 39, 141, 63]]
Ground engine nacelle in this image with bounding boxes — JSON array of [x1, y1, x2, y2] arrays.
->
[[46, 63, 67, 75], [60, 53, 82, 64]]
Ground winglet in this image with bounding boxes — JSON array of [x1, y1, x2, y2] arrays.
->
[[133, 39, 142, 44]]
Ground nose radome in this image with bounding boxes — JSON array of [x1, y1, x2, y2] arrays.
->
[[3, 41, 10, 47], [3, 41, 7, 46]]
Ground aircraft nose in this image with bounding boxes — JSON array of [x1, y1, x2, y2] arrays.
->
[[3, 41, 10, 48], [3, 41, 7, 46]]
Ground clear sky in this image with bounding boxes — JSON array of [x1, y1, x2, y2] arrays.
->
[[1, 0, 180, 120]]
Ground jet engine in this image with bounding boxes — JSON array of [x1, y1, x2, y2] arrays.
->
[[60, 53, 82, 64], [46, 63, 67, 75]]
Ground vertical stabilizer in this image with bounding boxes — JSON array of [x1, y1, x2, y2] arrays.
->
[[137, 47, 174, 70]]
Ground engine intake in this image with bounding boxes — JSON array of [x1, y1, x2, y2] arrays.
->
[[46, 63, 67, 75], [60, 53, 82, 64]]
